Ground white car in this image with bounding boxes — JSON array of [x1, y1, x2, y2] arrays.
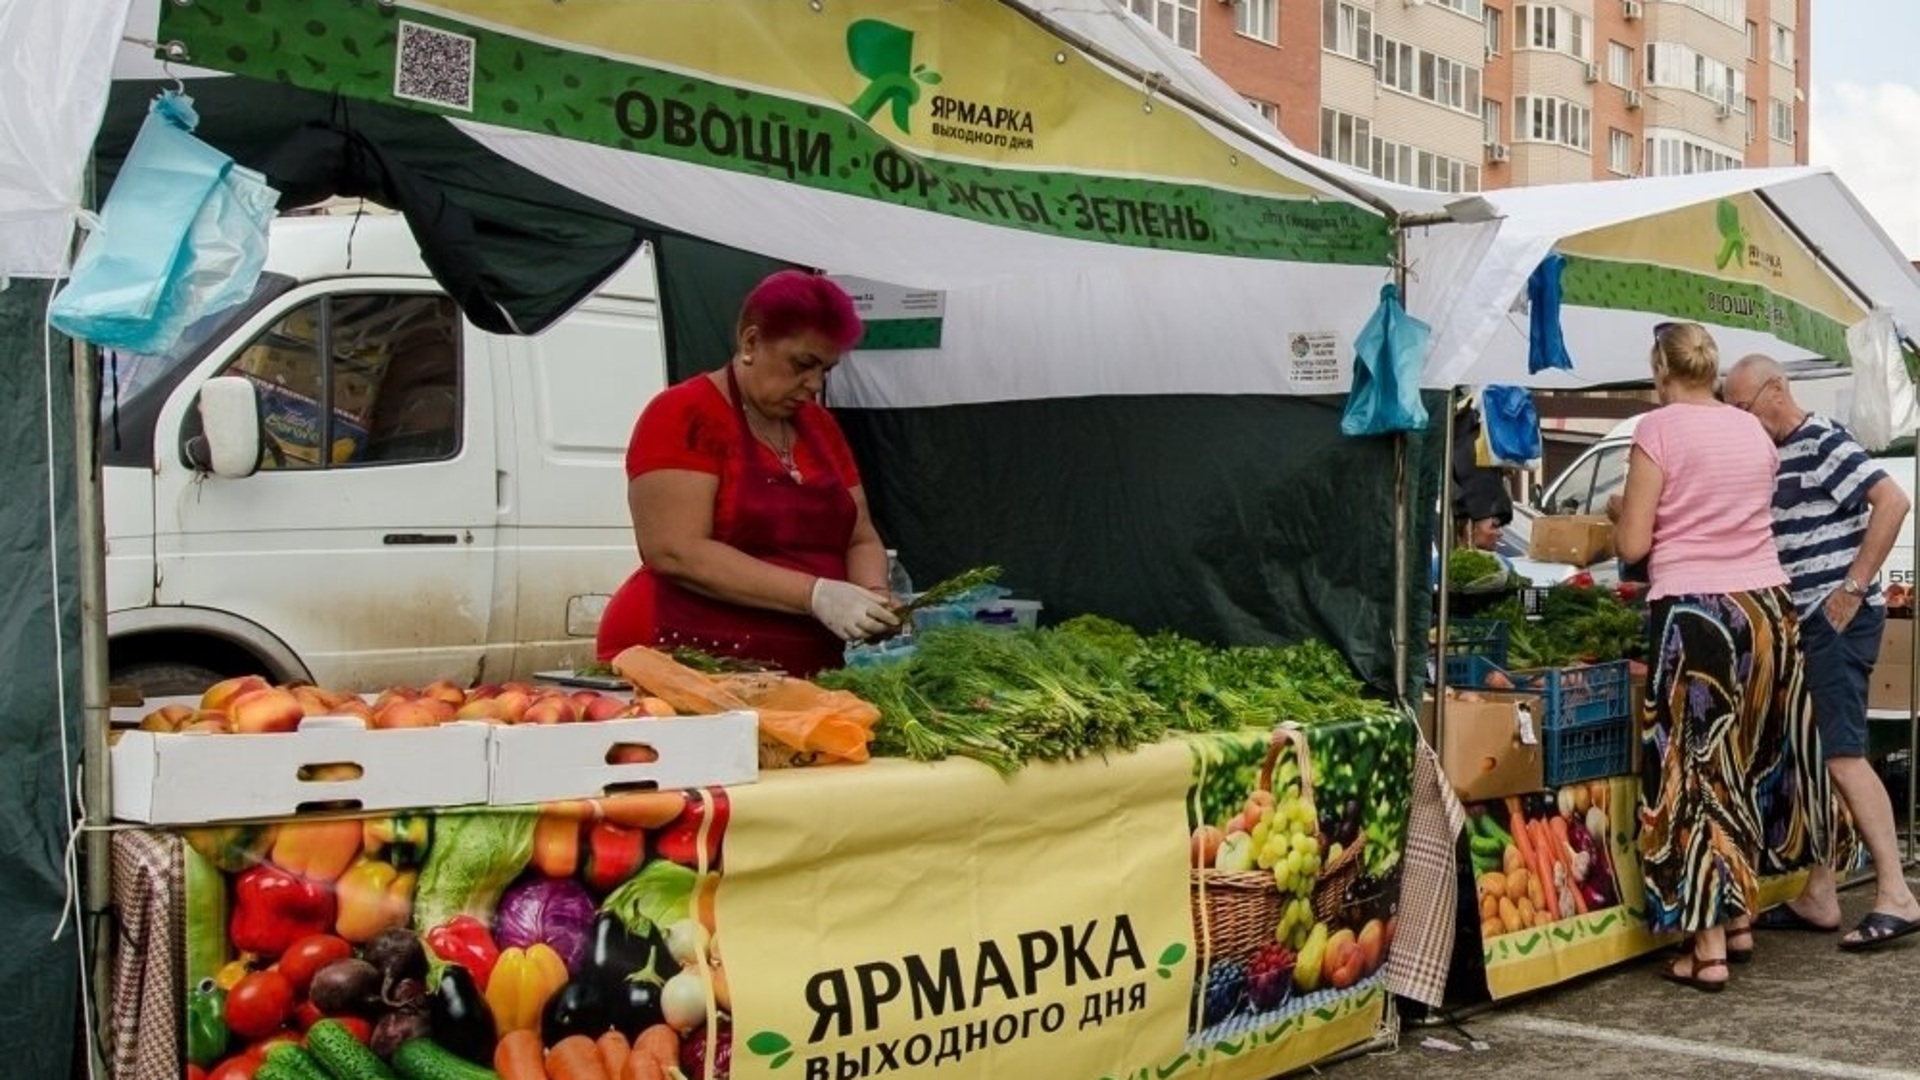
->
[[1501, 415, 1917, 590]]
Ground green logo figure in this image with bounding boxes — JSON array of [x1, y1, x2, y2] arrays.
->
[[847, 18, 941, 134], [1714, 198, 1749, 271]]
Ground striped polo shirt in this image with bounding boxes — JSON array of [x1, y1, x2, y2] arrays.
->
[[1773, 414, 1887, 616]]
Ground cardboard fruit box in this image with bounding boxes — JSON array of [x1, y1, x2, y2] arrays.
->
[[487, 711, 760, 806], [1870, 616, 1915, 712], [1528, 514, 1616, 568], [111, 714, 492, 824], [1437, 691, 1546, 803]]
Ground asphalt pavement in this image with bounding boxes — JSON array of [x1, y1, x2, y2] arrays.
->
[[1310, 867, 1920, 1079]]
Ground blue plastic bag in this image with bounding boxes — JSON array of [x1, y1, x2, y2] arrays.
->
[[1341, 283, 1431, 437], [50, 92, 278, 355], [1526, 251, 1574, 374], [1478, 384, 1542, 469]]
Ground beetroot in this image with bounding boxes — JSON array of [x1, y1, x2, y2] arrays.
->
[[680, 1018, 733, 1079]]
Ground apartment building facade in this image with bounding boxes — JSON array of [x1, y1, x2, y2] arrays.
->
[[1125, 0, 1810, 194]]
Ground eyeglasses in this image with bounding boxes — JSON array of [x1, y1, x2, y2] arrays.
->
[[1729, 376, 1777, 413]]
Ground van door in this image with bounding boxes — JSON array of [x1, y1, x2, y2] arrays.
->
[[497, 292, 670, 677], [152, 282, 498, 690]]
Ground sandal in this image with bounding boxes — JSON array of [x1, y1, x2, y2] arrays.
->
[[1838, 911, 1920, 953], [1659, 955, 1728, 993], [1675, 931, 1753, 965]]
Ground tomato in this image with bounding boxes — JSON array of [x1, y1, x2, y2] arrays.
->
[[292, 1001, 323, 1032], [186, 1066, 210, 1080], [205, 1057, 257, 1080], [246, 1031, 301, 1058], [225, 970, 295, 1040], [329, 1016, 374, 1044], [275, 934, 352, 997]]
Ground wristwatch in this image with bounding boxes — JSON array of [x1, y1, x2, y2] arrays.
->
[[1843, 577, 1866, 597]]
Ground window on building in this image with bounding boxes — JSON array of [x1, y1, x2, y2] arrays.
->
[[1375, 34, 1482, 113], [1482, 97, 1503, 145], [1670, 0, 1741, 27], [1485, 7, 1503, 56], [1771, 23, 1794, 68], [1434, 0, 1485, 18], [1608, 41, 1633, 87], [1770, 99, 1795, 142], [1320, 107, 1373, 170], [1368, 135, 1481, 193], [1515, 94, 1591, 151], [1609, 128, 1633, 174], [1648, 42, 1743, 106], [1323, 0, 1375, 64], [1745, 20, 1758, 61], [1645, 129, 1743, 176], [1516, 5, 1587, 60], [1745, 97, 1757, 143], [1128, 0, 1200, 52], [1246, 98, 1280, 129], [1236, 0, 1278, 44]]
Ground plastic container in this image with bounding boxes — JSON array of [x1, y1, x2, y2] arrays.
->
[[974, 598, 1042, 630], [1440, 619, 1509, 686], [886, 549, 914, 600]]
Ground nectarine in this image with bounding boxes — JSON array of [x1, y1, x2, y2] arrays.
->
[[229, 688, 304, 734]]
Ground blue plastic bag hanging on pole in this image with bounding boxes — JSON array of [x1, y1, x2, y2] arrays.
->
[[1475, 384, 1543, 469], [1340, 283, 1431, 436], [1526, 251, 1574, 374], [50, 92, 278, 355]]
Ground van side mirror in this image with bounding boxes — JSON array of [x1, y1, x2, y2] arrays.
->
[[190, 376, 263, 479]]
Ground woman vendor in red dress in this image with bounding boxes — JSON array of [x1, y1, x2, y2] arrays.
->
[[595, 271, 898, 676]]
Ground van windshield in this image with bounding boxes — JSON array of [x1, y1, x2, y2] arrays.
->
[[97, 273, 296, 467]]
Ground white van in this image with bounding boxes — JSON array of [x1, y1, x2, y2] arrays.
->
[[1504, 414, 1916, 588], [102, 214, 668, 694]]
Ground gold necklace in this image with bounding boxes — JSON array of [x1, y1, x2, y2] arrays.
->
[[746, 408, 799, 480]]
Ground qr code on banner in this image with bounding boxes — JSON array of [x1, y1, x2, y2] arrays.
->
[[394, 21, 475, 111]]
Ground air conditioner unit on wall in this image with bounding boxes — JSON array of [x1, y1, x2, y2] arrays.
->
[[1585, 63, 1601, 84], [1625, 89, 1643, 110], [1624, 0, 1643, 21], [1716, 102, 1733, 119], [1487, 142, 1510, 163]]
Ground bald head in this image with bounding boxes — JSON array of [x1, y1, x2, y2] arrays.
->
[[1724, 353, 1801, 441]]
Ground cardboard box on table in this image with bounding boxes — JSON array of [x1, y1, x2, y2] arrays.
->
[[1435, 691, 1545, 802], [1529, 515, 1616, 568], [1871, 616, 1914, 712]]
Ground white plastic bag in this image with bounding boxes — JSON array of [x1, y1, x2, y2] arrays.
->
[[1845, 309, 1920, 452]]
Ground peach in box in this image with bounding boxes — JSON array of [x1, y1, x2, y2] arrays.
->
[[373, 697, 454, 730], [230, 688, 304, 734], [522, 693, 580, 725], [201, 674, 270, 713]]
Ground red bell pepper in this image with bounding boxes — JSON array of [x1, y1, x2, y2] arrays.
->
[[425, 915, 500, 991], [230, 865, 336, 959]]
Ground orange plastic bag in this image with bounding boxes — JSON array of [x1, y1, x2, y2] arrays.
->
[[611, 648, 876, 766]]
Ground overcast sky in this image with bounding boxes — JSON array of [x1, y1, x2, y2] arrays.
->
[[1811, 0, 1920, 256]]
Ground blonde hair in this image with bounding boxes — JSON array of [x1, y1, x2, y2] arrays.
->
[[1650, 321, 1720, 388]]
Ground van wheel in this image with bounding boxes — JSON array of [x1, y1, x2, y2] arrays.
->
[[113, 662, 230, 699]]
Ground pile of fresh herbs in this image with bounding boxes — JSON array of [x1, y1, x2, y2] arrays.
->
[[816, 615, 1396, 774], [1478, 583, 1646, 668]]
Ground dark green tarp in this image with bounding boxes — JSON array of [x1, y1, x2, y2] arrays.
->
[[839, 393, 1443, 696], [0, 280, 82, 1079]]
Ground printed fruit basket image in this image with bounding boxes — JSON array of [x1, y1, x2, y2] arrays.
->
[[181, 789, 736, 1080], [1182, 716, 1413, 1049]]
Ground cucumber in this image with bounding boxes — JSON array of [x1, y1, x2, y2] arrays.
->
[[259, 1045, 333, 1080], [307, 1020, 399, 1080], [391, 1038, 501, 1080]]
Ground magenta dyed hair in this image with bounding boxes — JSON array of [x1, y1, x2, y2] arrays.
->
[[736, 270, 864, 353]]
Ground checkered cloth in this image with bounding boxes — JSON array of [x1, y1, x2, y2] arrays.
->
[[111, 830, 181, 1080], [1385, 739, 1465, 1007]]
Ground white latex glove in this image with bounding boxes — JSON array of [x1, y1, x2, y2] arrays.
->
[[809, 578, 901, 641]]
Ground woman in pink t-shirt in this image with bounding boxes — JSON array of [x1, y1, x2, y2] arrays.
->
[[1608, 322, 1829, 991]]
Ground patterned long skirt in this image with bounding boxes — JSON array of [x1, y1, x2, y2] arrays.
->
[[1638, 586, 1833, 934]]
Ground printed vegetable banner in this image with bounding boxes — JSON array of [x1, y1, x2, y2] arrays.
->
[[177, 717, 1414, 1080], [182, 790, 731, 1080]]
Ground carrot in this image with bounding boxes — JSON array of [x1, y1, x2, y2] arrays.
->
[[1548, 815, 1590, 915], [597, 792, 688, 829], [619, 1051, 667, 1080], [1528, 820, 1564, 920], [495, 1029, 549, 1080], [597, 1030, 632, 1079], [632, 1025, 680, 1070], [546, 1035, 611, 1080]]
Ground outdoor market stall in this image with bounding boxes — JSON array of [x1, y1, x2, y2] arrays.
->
[[1409, 169, 1920, 1003], [0, 2, 1484, 1078]]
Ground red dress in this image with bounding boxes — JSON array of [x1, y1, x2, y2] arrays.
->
[[596, 369, 862, 676]]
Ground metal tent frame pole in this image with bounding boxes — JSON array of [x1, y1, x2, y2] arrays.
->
[[73, 332, 113, 1079]]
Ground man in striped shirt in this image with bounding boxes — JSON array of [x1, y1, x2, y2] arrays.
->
[[1726, 355, 1920, 950]]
